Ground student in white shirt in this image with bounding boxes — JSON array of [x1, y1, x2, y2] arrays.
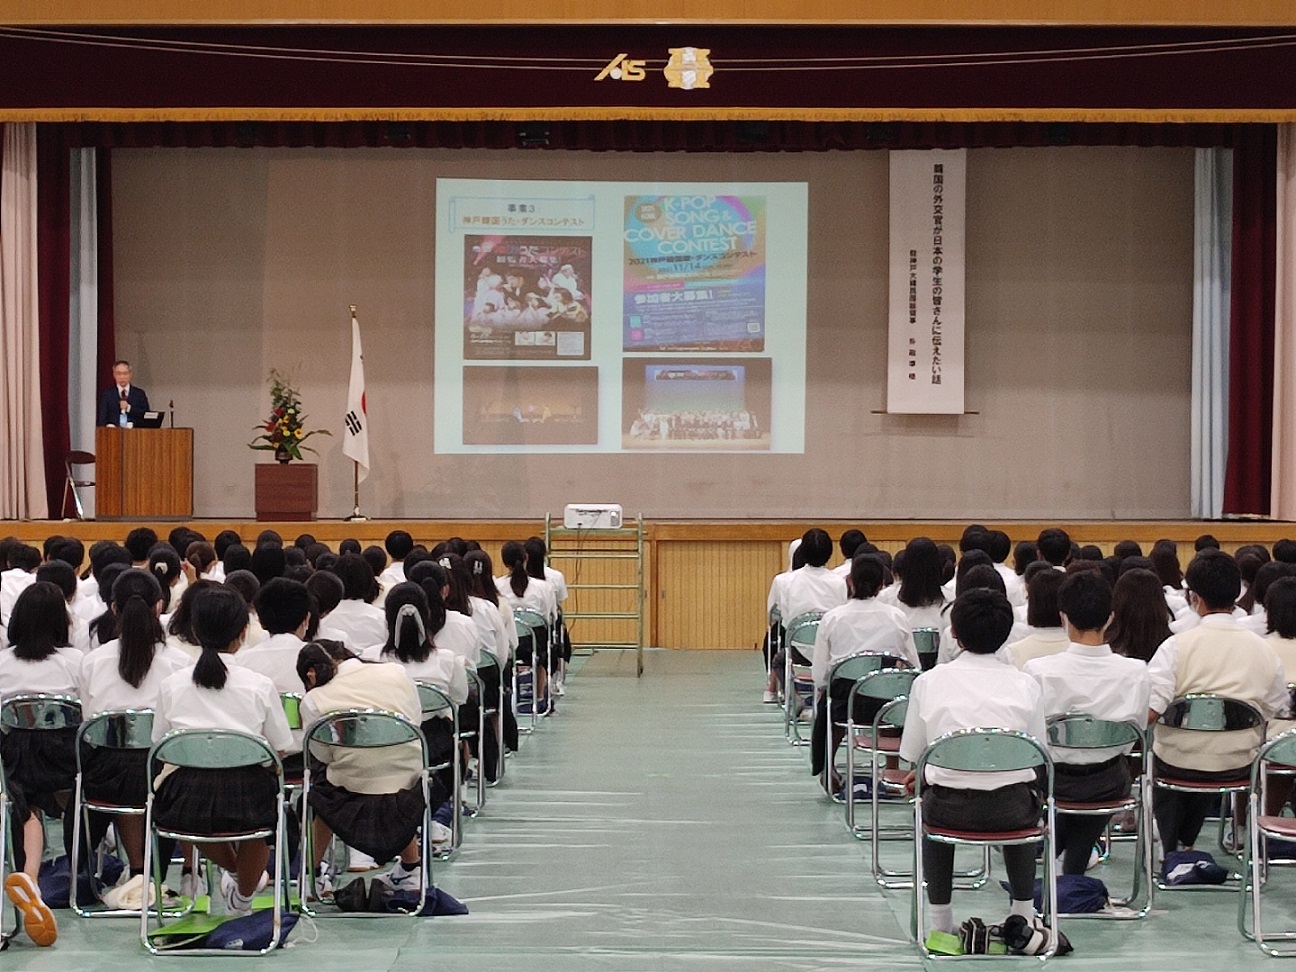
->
[[878, 537, 948, 632], [377, 529, 414, 594], [526, 537, 571, 690], [763, 543, 809, 702], [809, 554, 916, 789], [496, 540, 556, 710], [77, 570, 190, 879], [0, 542, 40, 625], [987, 530, 1027, 608], [409, 561, 479, 670], [1023, 571, 1150, 874], [152, 586, 293, 918], [831, 529, 868, 578], [33, 560, 92, 654], [770, 530, 848, 701], [935, 564, 1027, 665], [324, 554, 389, 653], [1146, 550, 1289, 859], [1261, 578, 1296, 815], [0, 582, 82, 947], [1240, 561, 1290, 633], [467, 550, 515, 762], [148, 544, 187, 615], [1105, 566, 1173, 663], [304, 570, 349, 645], [235, 577, 312, 761], [900, 589, 1049, 944], [1008, 570, 1068, 668]]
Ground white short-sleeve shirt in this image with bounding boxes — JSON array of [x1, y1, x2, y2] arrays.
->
[[152, 662, 294, 753], [78, 638, 192, 716]]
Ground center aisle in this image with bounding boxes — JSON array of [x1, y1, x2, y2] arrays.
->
[[411, 648, 914, 971]]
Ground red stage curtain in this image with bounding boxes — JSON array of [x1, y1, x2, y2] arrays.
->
[[36, 126, 71, 519], [1224, 126, 1278, 517]]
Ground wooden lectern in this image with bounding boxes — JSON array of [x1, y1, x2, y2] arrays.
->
[[95, 427, 194, 519]]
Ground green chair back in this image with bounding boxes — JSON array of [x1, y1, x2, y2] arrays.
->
[[921, 729, 1048, 774], [785, 612, 822, 653], [416, 680, 454, 719], [0, 694, 81, 731], [1047, 713, 1143, 751], [280, 693, 303, 731], [912, 627, 940, 670], [78, 709, 154, 750], [303, 709, 422, 749], [1159, 695, 1264, 732], [149, 729, 279, 779]]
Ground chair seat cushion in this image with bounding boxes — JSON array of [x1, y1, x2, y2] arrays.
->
[[923, 824, 1044, 843], [1258, 815, 1296, 838], [1155, 776, 1248, 792], [1056, 798, 1139, 813], [852, 734, 902, 752]]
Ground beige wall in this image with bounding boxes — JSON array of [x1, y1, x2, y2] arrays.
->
[[112, 145, 1195, 520]]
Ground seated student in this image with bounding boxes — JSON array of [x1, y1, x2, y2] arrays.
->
[[224, 569, 267, 647], [466, 550, 517, 760], [0, 582, 83, 947], [1035, 528, 1071, 570], [77, 543, 132, 624], [763, 542, 810, 702], [1240, 560, 1291, 633], [0, 542, 40, 624], [1146, 549, 1289, 860], [1106, 567, 1173, 663], [771, 529, 849, 694], [234, 577, 312, 759], [149, 542, 187, 611], [525, 537, 571, 692], [378, 529, 414, 594], [809, 554, 917, 791], [1022, 572, 1150, 874], [124, 527, 158, 569], [35, 559, 93, 654], [1008, 570, 1068, 668], [878, 537, 947, 631], [408, 561, 479, 670], [831, 529, 868, 578], [296, 641, 432, 897], [935, 565, 1027, 665], [77, 570, 191, 881], [1262, 577, 1296, 815], [324, 554, 389, 652], [900, 589, 1050, 945], [495, 540, 557, 710], [165, 579, 219, 661], [152, 586, 293, 917], [305, 570, 348, 644]]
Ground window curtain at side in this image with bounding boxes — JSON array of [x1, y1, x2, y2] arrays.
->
[[0, 122, 49, 519], [1223, 126, 1277, 518], [67, 147, 98, 518], [1273, 126, 1296, 521], [36, 124, 70, 519], [1191, 148, 1232, 520]]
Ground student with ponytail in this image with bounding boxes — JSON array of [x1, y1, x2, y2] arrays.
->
[[495, 540, 556, 711], [526, 536, 572, 695], [77, 569, 191, 879], [407, 560, 479, 670], [151, 585, 293, 917], [466, 549, 517, 759], [148, 543, 186, 613]]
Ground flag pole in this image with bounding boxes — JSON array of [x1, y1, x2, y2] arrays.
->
[[345, 303, 368, 522]]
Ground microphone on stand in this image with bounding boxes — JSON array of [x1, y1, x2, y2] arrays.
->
[[169, 400, 175, 429]]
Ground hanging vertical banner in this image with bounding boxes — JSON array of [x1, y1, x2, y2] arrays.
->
[[887, 149, 966, 414]]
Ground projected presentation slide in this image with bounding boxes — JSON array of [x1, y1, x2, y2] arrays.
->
[[435, 179, 806, 454], [463, 235, 592, 361], [462, 366, 599, 446], [622, 359, 772, 451]]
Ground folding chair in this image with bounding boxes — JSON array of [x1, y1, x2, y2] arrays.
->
[[0, 748, 17, 946], [280, 693, 304, 792], [822, 654, 907, 812], [467, 650, 503, 803], [1046, 714, 1151, 919], [69, 709, 192, 918], [1238, 726, 1296, 954], [480, 648, 506, 787], [415, 681, 463, 859], [140, 730, 291, 956], [912, 627, 940, 671], [299, 709, 432, 920], [765, 605, 782, 679], [782, 611, 821, 746], [512, 606, 549, 732], [1152, 694, 1265, 893], [63, 450, 95, 520], [912, 729, 1058, 960]]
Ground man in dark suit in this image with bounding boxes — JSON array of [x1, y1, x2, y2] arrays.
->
[[98, 359, 151, 427]]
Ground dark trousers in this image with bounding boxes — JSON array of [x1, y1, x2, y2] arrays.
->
[[922, 783, 1041, 906], [1152, 756, 1247, 857], [1053, 758, 1132, 874], [809, 686, 887, 779]]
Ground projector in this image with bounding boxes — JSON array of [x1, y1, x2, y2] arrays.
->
[[563, 503, 623, 529]]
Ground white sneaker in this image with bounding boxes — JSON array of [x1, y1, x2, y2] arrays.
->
[[179, 870, 206, 901], [553, 674, 566, 696], [347, 848, 379, 872], [429, 821, 453, 845], [373, 863, 422, 894], [218, 869, 267, 917], [312, 860, 335, 901], [762, 689, 777, 704]]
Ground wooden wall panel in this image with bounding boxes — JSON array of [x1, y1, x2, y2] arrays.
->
[[655, 540, 785, 650]]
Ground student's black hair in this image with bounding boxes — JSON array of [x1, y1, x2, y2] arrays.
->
[[382, 582, 435, 664], [167, 578, 219, 641], [986, 530, 1011, 564], [254, 577, 311, 635], [936, 544, 957, 584], [790, 543, 809, 571], [1057, 571, 1112, 632], [1022, 559, 1056, 588], [1194, 533, 1221, 551], [416, 573, 451, 639], [1102, 555, 1124, 581], [250, 544, 287, 585], [9, 543, 40, 572], [256, 529, 283, 548], [463, 539, 482, 553], [1113, 540, 1143, 560], [185, 541, 217, 577], [91, 542, 132, 583], [49, 536, 85, 572], [839, 529, 867, 561], [190, 585, 249, 690], [168, 526, 200, 557], [898, 537, 945, 609], [428, 541, 449, 561], [305, 570, 344, 617], [222, 543, 253, 575], [294, 533, 317, 550], [124, 527, 159, 563], [338, 538, 362, 556], [333, 553, 377, 602], [8, 582, 71, 660], [798, 529, 833, 568], [0, 537, 20, 571], [315, 551, 339, 574], [89, 563, 130, 644], [284, 564, 314, 584], [1235, 553, 1266, 611], [406, 559, 438, 587], [464, 550, 499, 607], [35, 560, 77, 599], [1150, 539, 1184, 589], [949, 588, 1014, 655], [1107, 568, 1172, 662], [362, 545, 388, 578], [524, 536, 549, 581], [111, 569, 165, 689], [296, 639, 356, 691], [1237, 543, 1272, 564], [284, 547, 307, 569], [147, 544, 181, 612], [849, 553, 885, 600], [1265, 577, 1296, 639], [872, 548, 893, 570], [446, 537, 469, 557], [954, 550, 993, 590], [956, 563, 1006, 598], [1244, 560, 1292, 615], [224, 569, 261, 607], [1274, 539, 1296, 565], [501, 540, 530, 598], [213, 530, 242, 558], [441, 552, 474, 616], [1185, 548, 1242, 611], [1077, 544, 1104, 562], [304, 542, 331, 567], [1025, 569, 1064, 628], [1117, 555, 1155, 577], [385, 530, 414, 561], [41, 534, 65, 558], [1012, 540, 1038, 575], [1036, 528, 1071, 567], [958, 525, 989, 555]]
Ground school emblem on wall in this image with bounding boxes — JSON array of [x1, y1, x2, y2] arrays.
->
[[664, 48, 714, 90]]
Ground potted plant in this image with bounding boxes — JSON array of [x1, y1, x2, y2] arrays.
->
[[249, 369, 331, 463]]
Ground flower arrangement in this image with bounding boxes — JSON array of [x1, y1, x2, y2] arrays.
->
[[249, 369, 331, 462]]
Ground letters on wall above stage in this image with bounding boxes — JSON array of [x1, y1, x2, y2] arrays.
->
[[887, 149, 967, 415]]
